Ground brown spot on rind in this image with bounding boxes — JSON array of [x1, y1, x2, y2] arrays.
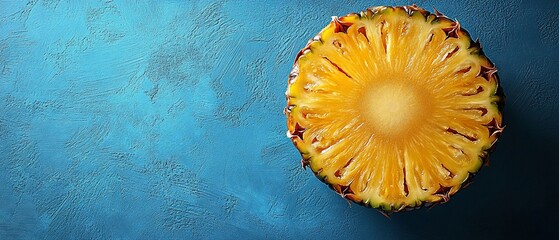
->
[[442, 21, 461, 39], [479, 65, 498, 81], [403, 4, 428, 16], [434, 185, 452, 202], [331, 16, 353, 34], [402, 5, 414, 15], [337, 184, 354, 197], [484, 118, 505, 142], [301, 158, 309, 170], [289, 122, 306, 141]]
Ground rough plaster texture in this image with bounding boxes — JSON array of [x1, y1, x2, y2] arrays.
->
[[0, 0, 558, 239]]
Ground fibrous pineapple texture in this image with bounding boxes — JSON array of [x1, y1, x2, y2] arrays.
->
[[285, 5, 504, 213]]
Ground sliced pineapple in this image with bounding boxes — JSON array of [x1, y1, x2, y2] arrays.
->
[[285, 5, 504, 212]]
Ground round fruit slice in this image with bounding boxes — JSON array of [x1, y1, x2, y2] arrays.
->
[[284, 5, 504, 212]]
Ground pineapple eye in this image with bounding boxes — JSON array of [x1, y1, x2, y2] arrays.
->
[[285, 5, 504, 213]]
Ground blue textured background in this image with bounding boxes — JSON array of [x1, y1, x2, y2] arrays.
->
[[1, 0, 558, 239]]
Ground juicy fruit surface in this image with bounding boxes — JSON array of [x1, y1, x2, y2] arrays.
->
[[285, 6, 504, 212]]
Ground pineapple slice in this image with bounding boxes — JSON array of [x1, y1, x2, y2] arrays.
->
[[285, 5, 504, 212]]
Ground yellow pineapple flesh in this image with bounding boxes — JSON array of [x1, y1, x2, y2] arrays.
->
[[285, 5, 504, 212]]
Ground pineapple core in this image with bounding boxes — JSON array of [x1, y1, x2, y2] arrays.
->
[[362, 81, 431, 136]]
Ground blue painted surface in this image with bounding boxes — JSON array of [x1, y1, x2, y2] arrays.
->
[[0, 0, 558, 239]]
